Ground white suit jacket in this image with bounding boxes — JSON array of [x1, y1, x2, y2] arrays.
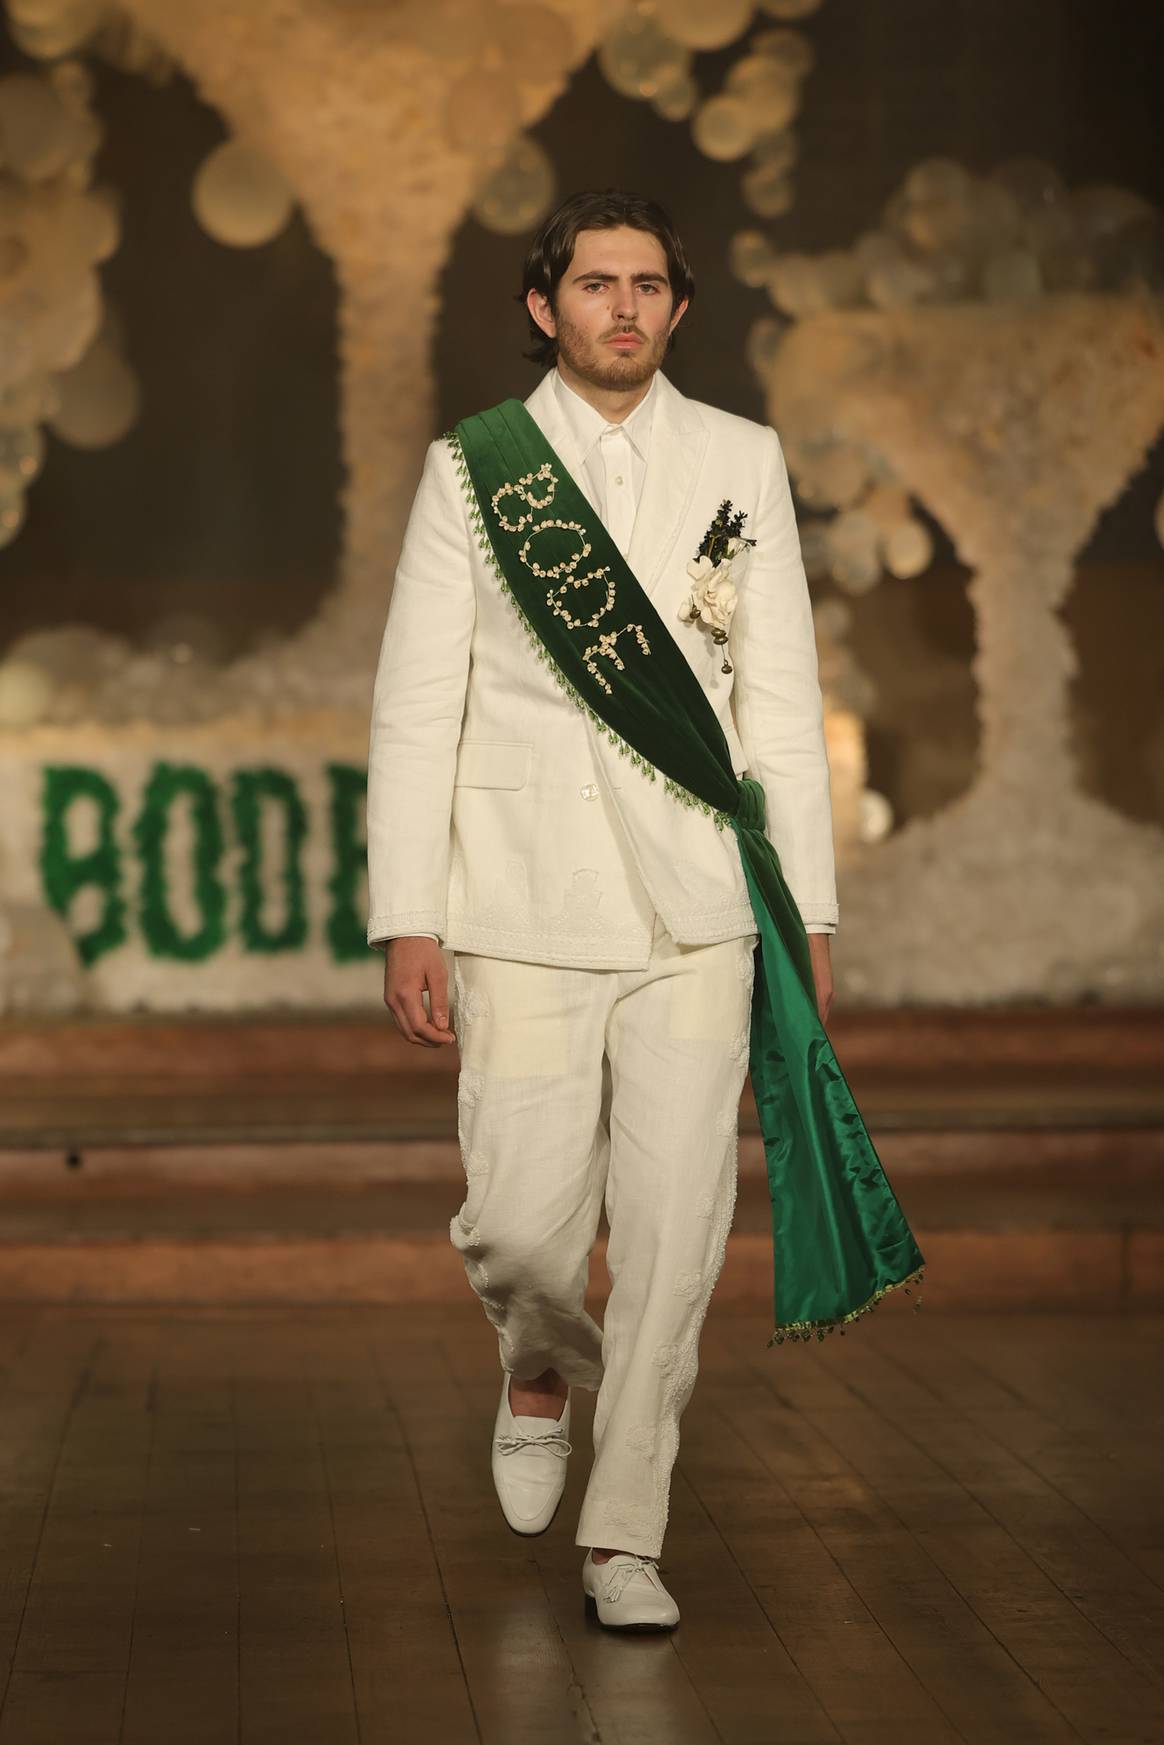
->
[[366, 365, 838, 969]]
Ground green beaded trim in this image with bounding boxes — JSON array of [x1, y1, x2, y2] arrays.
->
[[769, 1264, 927, 1346], [444, 429, 731, 833]]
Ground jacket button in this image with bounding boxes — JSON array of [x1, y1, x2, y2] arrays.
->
[[580, 782, 599, 800]]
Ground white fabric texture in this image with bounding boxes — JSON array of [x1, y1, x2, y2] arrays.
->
[[449, 915, 758, 1559], [366, 364, 839, 962]]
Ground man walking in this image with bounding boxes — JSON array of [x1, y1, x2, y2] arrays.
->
[[366, 189, 917, 1631]]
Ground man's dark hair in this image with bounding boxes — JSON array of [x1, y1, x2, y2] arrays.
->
[[516, 188, 696, 368]]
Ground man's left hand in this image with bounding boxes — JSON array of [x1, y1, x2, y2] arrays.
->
[[807, 933, 833, 1027]]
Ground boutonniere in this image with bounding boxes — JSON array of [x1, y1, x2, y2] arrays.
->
[[677, 499, 757, 674]]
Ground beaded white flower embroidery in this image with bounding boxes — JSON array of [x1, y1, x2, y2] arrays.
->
[[490, 460, 651, 694]]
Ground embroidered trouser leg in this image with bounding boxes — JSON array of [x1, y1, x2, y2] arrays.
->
[[449, 916, 757, 1559]]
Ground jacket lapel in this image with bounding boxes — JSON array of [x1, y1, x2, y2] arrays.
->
[[625, 371, 707, 600], [522, 367, 585, 495], [523, 367, 708, 601]]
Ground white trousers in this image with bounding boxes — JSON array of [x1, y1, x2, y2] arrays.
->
[[448, 914, 758, 1559]]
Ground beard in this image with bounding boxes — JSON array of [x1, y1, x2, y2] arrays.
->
[[553, 310, 670, 388]]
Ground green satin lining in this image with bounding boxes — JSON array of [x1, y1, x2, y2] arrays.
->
[[731, 786, 925, 1341]]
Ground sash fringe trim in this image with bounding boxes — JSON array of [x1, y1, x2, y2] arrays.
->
[[444, 430, 732, 833], [768, 1265, 927, 1346]]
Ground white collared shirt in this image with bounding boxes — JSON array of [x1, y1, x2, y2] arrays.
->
[[548, 365, 658, 556]]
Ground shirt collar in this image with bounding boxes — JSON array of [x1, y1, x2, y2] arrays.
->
[[551, 365, 658, 464]]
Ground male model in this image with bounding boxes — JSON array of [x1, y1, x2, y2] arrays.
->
[[366, 189, 917, 1632]]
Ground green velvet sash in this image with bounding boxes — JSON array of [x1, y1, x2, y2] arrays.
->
[[447, 397, 925, 1345]]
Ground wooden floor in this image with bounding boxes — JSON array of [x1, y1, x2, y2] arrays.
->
[[0, 1302, 1160, 1744]]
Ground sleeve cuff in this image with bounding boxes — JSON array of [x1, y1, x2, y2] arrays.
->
[[367, 911, 445, 947]]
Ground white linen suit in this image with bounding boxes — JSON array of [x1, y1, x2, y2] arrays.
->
[[366, 365, 838, 962], [366, 363, 837, 1559]]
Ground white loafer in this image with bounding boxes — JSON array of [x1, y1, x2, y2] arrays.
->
[[582, 1549, 680, 1630], [491, 1374, 572, 1535]]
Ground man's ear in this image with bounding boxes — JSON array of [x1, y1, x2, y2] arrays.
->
[[526, 287, 556, 342], [669, 295, 690, 336]]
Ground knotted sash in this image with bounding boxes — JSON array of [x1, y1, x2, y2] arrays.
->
[[448, 398, 925, 1344]]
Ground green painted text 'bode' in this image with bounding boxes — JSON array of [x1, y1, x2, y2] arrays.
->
[[39, 762, 368, 965]]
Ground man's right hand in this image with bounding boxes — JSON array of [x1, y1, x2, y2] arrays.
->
[[383, 937, 456, 1048]]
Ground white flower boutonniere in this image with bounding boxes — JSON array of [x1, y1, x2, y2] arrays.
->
[[677, 499, 756, 674]]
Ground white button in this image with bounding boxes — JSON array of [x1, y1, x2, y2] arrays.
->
[[580, 782, 599, 801], [614, 475, 624, 485]]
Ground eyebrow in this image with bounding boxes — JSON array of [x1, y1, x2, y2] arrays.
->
[[570, 270, 669, 285]]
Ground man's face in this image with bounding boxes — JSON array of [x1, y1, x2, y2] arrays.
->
[[528, 225, 688, 390]]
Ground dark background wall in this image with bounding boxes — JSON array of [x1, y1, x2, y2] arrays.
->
[[1, 0, 1161, 824]]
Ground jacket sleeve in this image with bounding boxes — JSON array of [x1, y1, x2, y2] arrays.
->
[[730, 424, 839, 933], [366, 437, 476, 946]]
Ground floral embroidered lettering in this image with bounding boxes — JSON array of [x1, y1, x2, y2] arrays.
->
[[582, 622, 652, 695], [491, 461, 557, 532], [489, 463, 652, 687]]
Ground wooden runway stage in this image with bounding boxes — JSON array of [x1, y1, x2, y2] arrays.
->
[[0, 1301, 1160, 1744], [0, 1007, 1161, 1740]]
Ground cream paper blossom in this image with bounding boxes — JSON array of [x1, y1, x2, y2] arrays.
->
[[678, 540, 749, 640]]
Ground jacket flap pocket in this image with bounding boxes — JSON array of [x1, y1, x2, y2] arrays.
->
[[454, 739, 532, 790]]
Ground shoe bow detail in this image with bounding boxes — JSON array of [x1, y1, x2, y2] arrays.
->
[[601, 1553, 659, 1603], [494, 1428, 572, 1459]]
